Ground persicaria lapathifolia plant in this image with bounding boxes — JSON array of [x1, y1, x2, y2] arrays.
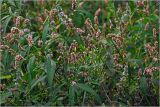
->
[[0, 0, 159, 106]]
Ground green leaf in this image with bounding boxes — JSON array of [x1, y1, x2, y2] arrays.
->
[[104, 47, 115, 75], [27, 75, 46, 93], [1, 15, 9, 22], [8, 7, 13, 15], [76, 10, 93, 21], [27, 56, 36, 81], [42, 17, 49, 42], [3, 15, 12, 34], [140, 77, 148, 95], [76, 83, 101, 104], [45, 55, 56, 91], [69, 85, 75, 106], [7, 0, 16, 6], [31, 75, 46, 90], [0, 92, 12, 105], [0, 75, 12, 80], [0, 0, 3, 6]]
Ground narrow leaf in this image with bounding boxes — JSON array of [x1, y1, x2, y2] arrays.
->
[[0, 75, 12, 80], [42, 17, 49, 42]]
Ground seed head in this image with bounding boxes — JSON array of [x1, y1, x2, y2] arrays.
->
[[38, 40, 43, 47], [79, 2, 84, 8], [144, 44, 155, 57], [94, 16, 99, 25], [144, 67, 160, 74], [0, 45, 9, 50], [24, 19, 30, 24], [95, 29, 101, 38], [85, 18, 92, 27], [15, 16, 23, 26], [137, 1, 144, 7], [104, 0, 109, 4], [76, 28, 85, 34], [15, 54, 23, 61], [71, 81, 76, 86], [71, 0, 77, 10], [49, 9, 58, 19], [27, 34, 34, 47], [153, 28, 157, 40], [138, 68, 143, 77], [37, 17, 43, 23], [19, 30, 24, 36], [94, 8, 101, 16], [3, 33, 13, 40], [11, 27, 19, 34]]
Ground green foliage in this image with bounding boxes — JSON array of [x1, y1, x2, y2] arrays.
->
[[45, 55, 56, 92], [76, 83, 101, 104], [0, 0, 159, 106]]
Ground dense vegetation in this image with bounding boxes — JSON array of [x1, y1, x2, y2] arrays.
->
[[0, 0, 159, 106]]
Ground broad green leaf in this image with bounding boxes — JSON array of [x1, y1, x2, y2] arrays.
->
[[76, 83, 101, 103], [45, 55, 56, 91], [27, 56, 36, 81], [28, 75, 46, 93], [30, 75, 46, 90], [3, 15, 12, 34]]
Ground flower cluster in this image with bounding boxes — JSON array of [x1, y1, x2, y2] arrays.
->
[[144, 44, 155, 57], [71, 0, 77, 10], [107, 34, 124, 48], [0, 44, 16, 55], [27, 34, 34, 47], [113, 54, 122, 70], [67, 40, 83, 64], [14, 54, 24, 69], [94, 8, 101, 25], [144, 67, 160, 75]]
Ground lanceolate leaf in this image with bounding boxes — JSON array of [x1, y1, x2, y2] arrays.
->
[[42, 17, 49, 42], [45, 55, 56, 91], [76, 83, 101, 104], [3, 15, 12, 35], [140, 76, 148, 95], [69, 85, 75, 106], [27, 75, 46, 93], [27, 56, 36, 82]]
